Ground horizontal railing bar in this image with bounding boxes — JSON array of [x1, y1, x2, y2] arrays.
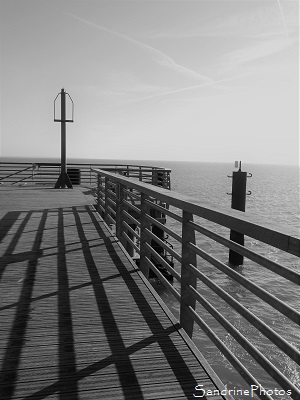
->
[[108, 168, 170, 172], [97, 197, 105, 206], [122, 231, 140, 254], [123, 199, 141, 215], [139, 172, 156, 176], [185, 306, 274, 400], [122, 210, 141, 228], [0, 167, 36, 171], [145, 228, 182, 263], [106, 213, 116, 225], [107, 205, 116, 217], [188, 242, 300, 325], [107, 196, 116, 207], [97, 204, 105, 214], [145, 214, 182, 243], [92, 168, 300, 257], [144, 242, 181, 283], [187, 285, 300, 397], [107, 187, 117, 196], [144, 256, 181, 302], [0, 165, 32, 181], [122, 220, 140, 241], [188, 220, 300, 286], [185, 263, 300, 365], [144, 199, 167, 211], [116, 168, 170, 172], [145, 199, 183, 223], [123, 188, 141, 199], [107, 184, 117, 193], [1, 161, 170, 169]]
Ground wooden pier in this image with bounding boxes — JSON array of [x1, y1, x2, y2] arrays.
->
[[0, 186, 228, 400]]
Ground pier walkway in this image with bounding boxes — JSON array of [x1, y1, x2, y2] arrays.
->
[[0, 186, 228, 400]]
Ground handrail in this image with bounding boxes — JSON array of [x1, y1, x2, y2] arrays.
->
[[0, 162, 171, 189], [188, 220, 300, 285], [92, 168, 299, 257], [0, 161, 170, 169], [0, 165, 32, 182], [92, 167, 300, 399]]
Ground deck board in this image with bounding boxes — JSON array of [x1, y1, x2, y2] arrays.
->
[[0, 186, 229, 399]]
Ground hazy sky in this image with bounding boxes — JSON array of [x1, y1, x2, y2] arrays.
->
[[0, 0, 299, 165]]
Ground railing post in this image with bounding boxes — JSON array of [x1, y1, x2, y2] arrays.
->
[[96, 174, 100, 212], [150, 207, 165, 258], [180, 211, 197, 338], [116, 183, 126, 247], [152, 168, 158, 186], [104, 177, 110, 223], [99, 176, 106, 219], [157, 170, 164, 187], [125, 226, 136, 257], [139, 193, 151, 278]]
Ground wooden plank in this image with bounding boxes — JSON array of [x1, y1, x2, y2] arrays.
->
[[0, 187, 230, 400]]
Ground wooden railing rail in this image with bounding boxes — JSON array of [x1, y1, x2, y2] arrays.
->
[[92, 167, 300, 399]]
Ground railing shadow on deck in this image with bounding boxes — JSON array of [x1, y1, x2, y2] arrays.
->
[[0, 205, 201, 399], [0, 210, 47, 399], [73, 205, 199, 398], [92, 167, 300, 400]]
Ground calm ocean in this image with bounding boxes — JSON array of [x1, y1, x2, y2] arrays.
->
[[3, 157, 300, 397], [147, 160, 300, 398]]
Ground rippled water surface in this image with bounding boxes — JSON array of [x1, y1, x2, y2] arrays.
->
[[147, 161, 300, 399]]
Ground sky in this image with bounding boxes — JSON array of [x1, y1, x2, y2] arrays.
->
[[0, 0, 299, 165]]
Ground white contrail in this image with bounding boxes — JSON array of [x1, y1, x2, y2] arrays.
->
[[67, 13, 214, 84], [277, 0, 289, 38], [125, 72, 252, 105]]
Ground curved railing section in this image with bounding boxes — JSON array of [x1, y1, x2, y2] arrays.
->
[[92, 167, 300, 400]]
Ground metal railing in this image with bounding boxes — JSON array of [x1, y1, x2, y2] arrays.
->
[[92, 167, 300, 400], [0, 162, 171, 189]]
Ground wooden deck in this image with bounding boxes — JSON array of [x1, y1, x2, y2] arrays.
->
[[0, 186, 229, 400]]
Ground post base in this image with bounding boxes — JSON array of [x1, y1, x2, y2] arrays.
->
[[54, 172, 73, 189], [229, 230, 244, 266]]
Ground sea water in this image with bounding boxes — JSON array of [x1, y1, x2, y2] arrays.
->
[[146, 160, 300, 399], [112, 159, 299, 398]]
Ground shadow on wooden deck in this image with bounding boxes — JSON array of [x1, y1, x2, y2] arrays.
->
[[0, 194, 225, 399]]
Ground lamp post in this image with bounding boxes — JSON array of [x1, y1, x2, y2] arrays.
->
[[54, 88, 74, 189]]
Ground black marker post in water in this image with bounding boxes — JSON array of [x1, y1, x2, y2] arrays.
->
[[228, 161, 252, 266], [54, 88, 74, 189]]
